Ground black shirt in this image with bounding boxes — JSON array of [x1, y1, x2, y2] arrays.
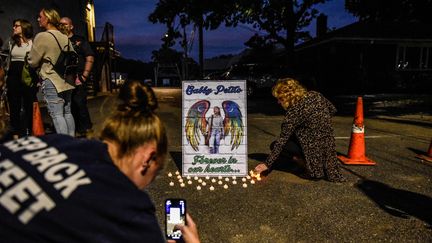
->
[[70, 35, 95, 74], [0, 135, 165, 242]]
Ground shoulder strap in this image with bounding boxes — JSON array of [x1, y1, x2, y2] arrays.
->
[[209, 115, 214, 131], [47, 32, 62, 51], [47, 31, 70, 52]]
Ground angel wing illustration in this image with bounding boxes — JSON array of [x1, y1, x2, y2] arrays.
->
[[185, 99, 244, 152], [222, 100, 244, 150], [185, 100, 210, 151]]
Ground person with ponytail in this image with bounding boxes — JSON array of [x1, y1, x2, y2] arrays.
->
[[0, 80, 201, 242], [28, 8, 76, 136]]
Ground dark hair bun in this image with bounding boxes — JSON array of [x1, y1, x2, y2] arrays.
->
[[118, 80, 158, 114]]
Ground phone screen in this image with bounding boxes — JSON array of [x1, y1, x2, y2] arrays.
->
[[165, 199, 186, 240]]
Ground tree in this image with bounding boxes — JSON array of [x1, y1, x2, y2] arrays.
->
[[149, 0, 237, 78], [229, 0, 328, 66], [115, 58, 154, 80], [345, 0, 432, 23], [151, 47, 183, 64]]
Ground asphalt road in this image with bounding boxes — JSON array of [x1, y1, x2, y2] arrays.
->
[[87, 88, 432, 242]]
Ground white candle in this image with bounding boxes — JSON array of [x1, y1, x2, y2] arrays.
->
[[186, 176, 191, 180], [242, 183, 248, 188], [194, 176, 199, 180], [246, 175, 251, 179], [211, 179, 216, 183], [180, 183, 185, 187], [169, 182, 174, 186], [202, 182, 207, 186], [223, 184, 228, 189], [175, 171, 180, 175], [232, 180, 237, 185], [225, 178, 230, 182], [205, 176, 210, 180], [168, 172, 172, 177], [198, 179, 203, 183], [232, 176, 237, 180], [242, 178, 247, 182], [187, 180, 192, 185], [218, 176, 222, 180], [177, 175, 182, 179], [218, 180, 223, 185], [250, 180, 255, 184], [209, 186, 215, 191], [196, 185, 201, 190], [179, 179, 184, 183]]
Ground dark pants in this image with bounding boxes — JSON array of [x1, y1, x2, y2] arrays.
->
[[7, 61, 37, 137], [71, 84, 92, 133]]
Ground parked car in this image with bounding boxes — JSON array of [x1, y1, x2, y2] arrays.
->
[[216, 64, 292, 97]]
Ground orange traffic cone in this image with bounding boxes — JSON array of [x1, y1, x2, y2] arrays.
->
[[416, 139, 432, 163], [338, 97, 376, 165], [32, 102, 45, 136]]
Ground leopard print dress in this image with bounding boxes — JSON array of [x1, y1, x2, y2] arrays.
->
[[265, 91, 345, 182]]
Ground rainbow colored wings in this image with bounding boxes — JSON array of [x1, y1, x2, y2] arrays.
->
[[222, 100, 244, 150], [185, 100, 210, 151]]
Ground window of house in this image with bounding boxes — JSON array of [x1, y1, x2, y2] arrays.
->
[[396, 45, 432, 71]]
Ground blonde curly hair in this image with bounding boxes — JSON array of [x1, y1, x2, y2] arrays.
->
[[272, 78, 308, 110]]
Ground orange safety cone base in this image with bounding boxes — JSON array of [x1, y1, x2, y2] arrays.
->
[[338, 155, 376, 165], [32, 102, 45, 136], [415, 154, 432, 163]]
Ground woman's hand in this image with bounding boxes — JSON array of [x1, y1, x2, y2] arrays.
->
[[167, 213, 200, 243], [254, 163, 269, 174]]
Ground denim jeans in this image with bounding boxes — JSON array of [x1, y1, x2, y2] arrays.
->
[[41, 79, 75, 136], [209, 129, 222, 154]]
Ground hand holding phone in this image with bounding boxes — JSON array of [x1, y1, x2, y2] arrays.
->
[[165, 199, 186, 240], [166, 214, 201, 243]]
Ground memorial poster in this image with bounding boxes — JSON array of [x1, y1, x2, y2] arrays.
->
[[182, 80, 248, 177]]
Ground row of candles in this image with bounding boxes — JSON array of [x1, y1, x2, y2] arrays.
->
[[167, 170, 262, 191]]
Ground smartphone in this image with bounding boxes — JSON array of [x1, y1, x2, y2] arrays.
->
[[165, 198, 186, 240]]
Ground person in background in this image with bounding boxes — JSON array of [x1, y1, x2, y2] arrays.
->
[[0, 37, 4, 86], [4, 19, 38, 139], [254, 78, 345, 182], [60, 17, 94, 137], [28, 8, 75, 136], [0, 59, 4, 87], [0, 37, 9, 141], [0, 80, 201, 242]]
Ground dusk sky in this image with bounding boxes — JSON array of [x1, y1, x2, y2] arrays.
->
[[94, 0, 357, 62]]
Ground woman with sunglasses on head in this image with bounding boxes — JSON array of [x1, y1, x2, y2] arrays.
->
[[0, 80, 201, 242], [4, 19, 38, 139]]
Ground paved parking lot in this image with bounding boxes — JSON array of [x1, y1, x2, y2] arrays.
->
[[88, 88, 432, 242]]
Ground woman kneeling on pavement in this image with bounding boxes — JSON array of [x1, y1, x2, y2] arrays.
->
[[254, 78, 345, 182], [0, 80, 200, 242]]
